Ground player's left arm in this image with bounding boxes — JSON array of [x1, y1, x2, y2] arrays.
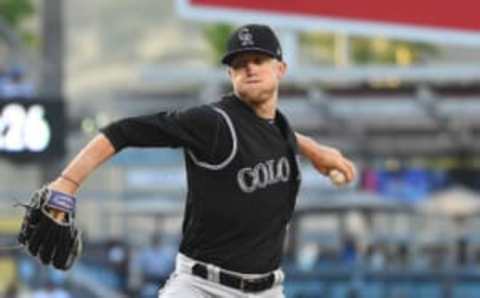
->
[[295, 132, 356, 183]]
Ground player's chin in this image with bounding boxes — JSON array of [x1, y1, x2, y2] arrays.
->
[[241, 93, 267, 105], [239, 86, 273, 102], [238, 89, 260, 100]]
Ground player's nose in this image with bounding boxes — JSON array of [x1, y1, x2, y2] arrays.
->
[[245, 61, 257, 75]]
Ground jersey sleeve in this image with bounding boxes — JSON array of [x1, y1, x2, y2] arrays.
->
[[100, 105, 232, 164]]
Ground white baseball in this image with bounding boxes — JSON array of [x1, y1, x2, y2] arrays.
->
[[329, 169, 346, 186]]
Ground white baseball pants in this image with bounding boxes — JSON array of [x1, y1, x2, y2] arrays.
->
[[158, 253, 285, 298]]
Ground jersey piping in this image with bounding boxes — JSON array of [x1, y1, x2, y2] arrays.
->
[[187, 107, 237, 170]]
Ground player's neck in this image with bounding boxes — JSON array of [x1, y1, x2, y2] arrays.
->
[[237, 91, 278, 120], [252, 97, 277, 120]]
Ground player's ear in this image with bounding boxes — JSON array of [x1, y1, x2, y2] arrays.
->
[[276, 61, 287, 79]]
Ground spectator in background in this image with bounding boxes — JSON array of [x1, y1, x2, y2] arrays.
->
[[4, 281, 19, 298], [457, 237, 468, 267], [0, 64, 7, 96], [0, 66, 34, 98], [48, 267, 69, 289], [341, 233, 358, 266], [107, 239, 129, 291], [32, 281, 71, 298], [361, 167, 379, 191], [138, 235, 176, 288], [18, 256, 37, 286], [297, 243, 319, 271], [366, 243, 385, 270], [396, 242, 410, 269]]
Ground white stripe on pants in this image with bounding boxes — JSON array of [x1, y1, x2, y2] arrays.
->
[[158, 253, 285, 298]]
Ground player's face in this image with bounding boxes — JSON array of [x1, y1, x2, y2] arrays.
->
[[228, 52, 286, 104]]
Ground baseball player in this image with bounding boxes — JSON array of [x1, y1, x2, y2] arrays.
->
[[17, 24, 355, 297]]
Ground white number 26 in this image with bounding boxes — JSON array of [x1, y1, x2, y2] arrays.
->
[[0, 103, 51, 152]]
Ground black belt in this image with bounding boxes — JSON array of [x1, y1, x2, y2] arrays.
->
[[191, 263, 275, 293]]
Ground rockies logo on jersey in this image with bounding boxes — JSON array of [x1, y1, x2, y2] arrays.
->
[[237, 157, 290, 193]]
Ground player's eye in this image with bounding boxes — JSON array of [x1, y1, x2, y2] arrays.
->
[[253, 58, 262, 65], [231, 59, 247, 70]]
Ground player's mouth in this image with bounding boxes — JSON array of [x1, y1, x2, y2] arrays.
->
[[245, 79, 262, 84]]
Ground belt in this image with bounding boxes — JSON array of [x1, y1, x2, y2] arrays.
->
[[191, 263, 275, 293]]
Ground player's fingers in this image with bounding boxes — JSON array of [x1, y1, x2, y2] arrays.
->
[[39, 220, 61, 265], [27, 215, 50, 257], [67, 229, 82, 270], [347, 160, 357, 180], [342, 159, 355, 182], [336, 158, 354, 182], [349, 162, 357, 182], [19, 208, 43, 245], [53, 227, 74, 270]]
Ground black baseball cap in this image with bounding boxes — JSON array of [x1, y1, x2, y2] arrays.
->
[[222, 24, 283, 66]]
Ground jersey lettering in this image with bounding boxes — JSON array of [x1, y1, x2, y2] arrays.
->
[[237, 157, 290, 193]]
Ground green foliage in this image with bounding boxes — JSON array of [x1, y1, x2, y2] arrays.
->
[[203, 23, 234, 65], [299, 32, 336, 65], [0, 0, 36, 47], [0, 0, 35, 27], [20, 29, 39, 48], [300, 31, 438, 66], [350, 36, 438, 65], [300, 31, 335, 47]]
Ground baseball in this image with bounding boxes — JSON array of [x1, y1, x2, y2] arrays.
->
[[329, 169, 347, 186]]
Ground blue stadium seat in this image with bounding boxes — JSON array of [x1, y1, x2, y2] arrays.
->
[[284, 281, 324, 298]]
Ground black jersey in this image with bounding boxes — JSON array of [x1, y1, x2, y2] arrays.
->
[[101, 94, 301, 273]]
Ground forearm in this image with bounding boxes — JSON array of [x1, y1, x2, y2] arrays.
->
[[296, 133, 340, 161], [295, 132, 355, 182], [49, 134, 116, 194]]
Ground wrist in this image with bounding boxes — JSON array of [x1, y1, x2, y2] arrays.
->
[[49, 177, 79, 195], [298, 136, 317, 157]]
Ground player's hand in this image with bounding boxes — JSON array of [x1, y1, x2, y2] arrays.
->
[[17, 186, 82, 270], [296, 133, 356, 184], [309, 145, 356, 183]]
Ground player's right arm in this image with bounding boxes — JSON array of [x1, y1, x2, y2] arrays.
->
[[48, 105, 230, 196], [48, 134, 116, 195], [19, 105, 231, 270]]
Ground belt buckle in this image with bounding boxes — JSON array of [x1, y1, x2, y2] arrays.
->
[[241, 277, 258, 293]]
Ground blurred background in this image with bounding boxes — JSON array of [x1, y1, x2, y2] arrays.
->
[[1, 0, 480, 297]]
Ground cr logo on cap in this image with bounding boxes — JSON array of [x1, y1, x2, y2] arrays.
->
[[238, 28, 254, 47]]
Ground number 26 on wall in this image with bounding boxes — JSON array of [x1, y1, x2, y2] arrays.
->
[[0, 103, 51, 152]]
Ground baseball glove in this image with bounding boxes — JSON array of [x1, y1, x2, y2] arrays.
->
[[17, 186, 82, 270]]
